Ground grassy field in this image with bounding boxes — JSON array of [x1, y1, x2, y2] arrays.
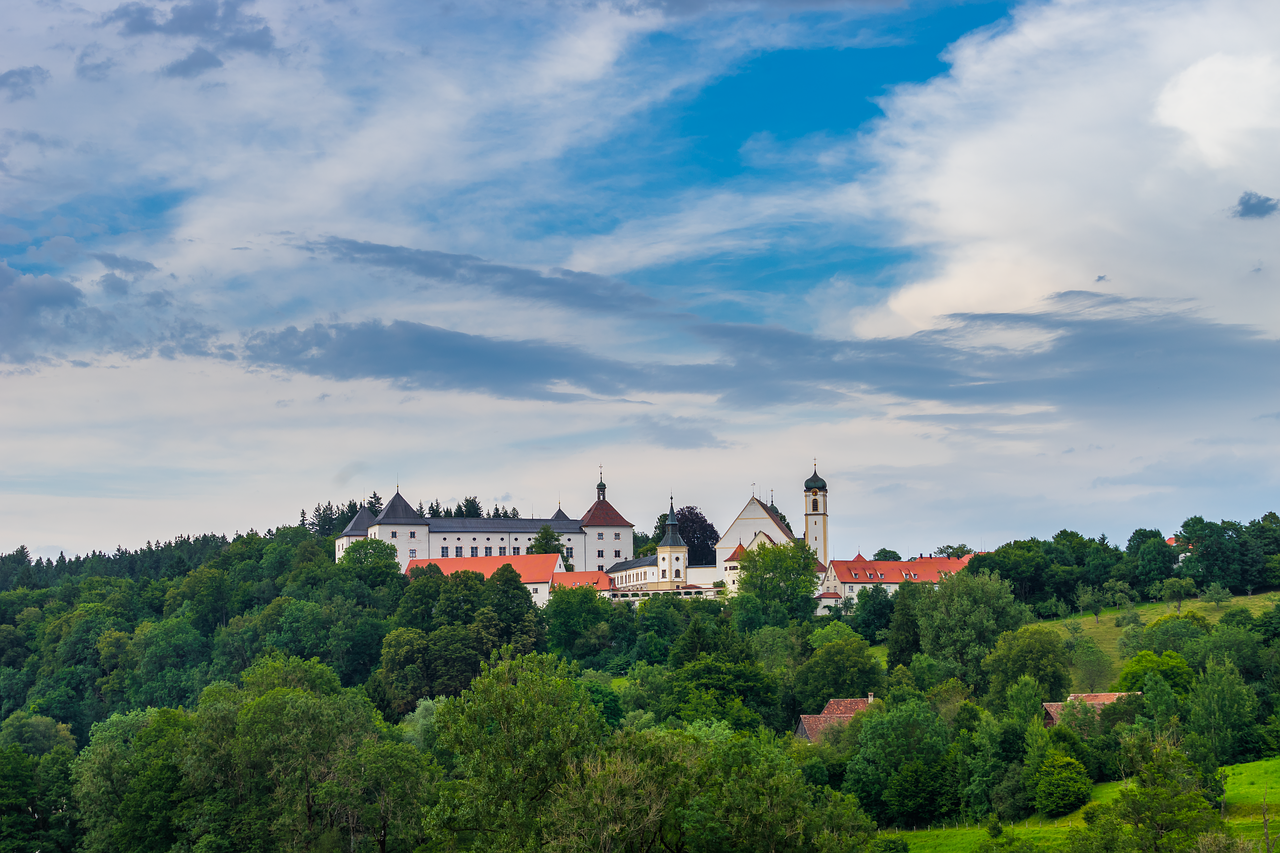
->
[[885, 758, 1280, 851]]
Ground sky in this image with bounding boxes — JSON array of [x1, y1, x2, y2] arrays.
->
[[2, 0, 1279, 562]]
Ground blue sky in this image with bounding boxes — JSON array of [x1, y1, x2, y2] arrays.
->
[[2, 0, 1279, 560]]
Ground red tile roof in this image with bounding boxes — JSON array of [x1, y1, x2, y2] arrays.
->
[[727, 543, 747, 562], [816, 591, 842, 599], [796, 714, 857, 741], [852, 553, 867, 562], [1043, 692, 1140, 726], [822, 698, 871, 714], [580, 499, 632, 528], [405, 553, 560, 584], [828, 555, 972, 585], [795, 695, 876, 741], [553, 570, 614, 591]]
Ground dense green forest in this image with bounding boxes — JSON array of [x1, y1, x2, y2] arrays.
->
[[0, 508, 1279, 851]]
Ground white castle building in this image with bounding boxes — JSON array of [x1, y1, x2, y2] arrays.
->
[[335, 477, 635, 573]]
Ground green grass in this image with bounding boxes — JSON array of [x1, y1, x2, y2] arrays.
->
[[1036, 592, 1280, 691], [887, 759, 1280, 851]]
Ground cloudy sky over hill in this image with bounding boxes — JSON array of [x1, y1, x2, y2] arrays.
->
[[2, 0, 1278, 560]]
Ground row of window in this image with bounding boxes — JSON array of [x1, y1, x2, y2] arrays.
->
[[597, 532, 622, 540], [596, 549, 622, 558]]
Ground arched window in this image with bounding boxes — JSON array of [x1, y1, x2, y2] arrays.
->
[[812, 498, 819, 511], [674, 569, 681, 579]]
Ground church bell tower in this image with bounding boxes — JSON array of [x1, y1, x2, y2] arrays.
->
[[803, 465, 828, 566]]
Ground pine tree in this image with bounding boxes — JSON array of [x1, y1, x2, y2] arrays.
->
[[368, 491, 384, 516]]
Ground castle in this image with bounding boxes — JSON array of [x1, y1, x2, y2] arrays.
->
[[335, 465, 836, 600]]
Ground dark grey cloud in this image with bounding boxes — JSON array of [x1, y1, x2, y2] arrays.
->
[[92, 252, 158, 276], [0, 67, 51, 102], [99, 273, 131, 297], [75, 46, 116, 82], [242, 320, 665, 401], [0, 261, 84, 361], [319, 237, 665, 315], [163, 47, 225, 78], [239, 292, 1280, 420], [632, 414, 729, 449], [103, 0, 275, 76], [1234, 191, 1279, 220]]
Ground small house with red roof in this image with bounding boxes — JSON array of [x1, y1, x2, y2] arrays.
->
[[1042, 692, 1139, 728], [795, 695, 876, 741]]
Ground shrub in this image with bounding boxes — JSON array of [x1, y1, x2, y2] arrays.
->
[[1034, 753, 1091, 816]]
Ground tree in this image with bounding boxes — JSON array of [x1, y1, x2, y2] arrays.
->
[[1113, 651, 1194, 695], [983, 625, 1072, 709], [1184, 658, 1258, 767], [1075, 583, 1105, 625], [737, 540, 819, 622], [1111, 734, 1223, 852], [843, 698, 951, 824], [886, 580, 929, 670], [1034, 753, 1090, 816], [794, 636, 885, 714], [1158, 577, 1197, 614], [937, 544, 975, 559], [1135, 538, 1178, 593], [674, 506, 720, 566], [1200, 582, 1231, 608], [530, 525, 570, 568], [337, 538, 401, 589], [853, 583, 894, 640], [873, 548, 902, 561], [916, 570, 1030, 690], [429, 651, 608, 850], [318, 738, 433, 853], [544, 584, 612, 659], [1072, 637, 1114, 693]]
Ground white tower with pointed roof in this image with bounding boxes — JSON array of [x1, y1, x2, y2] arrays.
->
[[803, 465, 828, 566], [655, 497, 689, 589]]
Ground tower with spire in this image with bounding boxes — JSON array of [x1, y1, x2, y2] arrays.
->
[[579, 470, 635, 572], [804, 463, 829, 566], [654, 496, 689, 589]]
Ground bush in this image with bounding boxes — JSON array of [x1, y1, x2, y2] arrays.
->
[[869, 837, 910, 853], [1034, 753, 1091, 816]]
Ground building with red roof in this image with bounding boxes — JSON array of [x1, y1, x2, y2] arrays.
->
[[817, 554, 973, 611], [406, 553, 563, 605], [1042, 693, 1139, 727], [795, 695, 877, 741]]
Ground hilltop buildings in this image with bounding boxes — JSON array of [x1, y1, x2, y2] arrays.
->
[[335, 463, 955, 607]]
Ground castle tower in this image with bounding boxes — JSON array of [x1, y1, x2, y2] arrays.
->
[[655, 497, 688, 589], [804, 465, 828, 566]]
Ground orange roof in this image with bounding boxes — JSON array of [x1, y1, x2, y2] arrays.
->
[[580, 499, 632, 528], [727, 543, 747, 562], [405, 553, 561, 584], [553, 570, 614, 591], [816, 591, 842, 599], [828, 554, 972, 585], [852, 553, 867, 562], [822, 698, 871, 714], [1043, 692, 1140, 726], [796, 714, 857, 741]]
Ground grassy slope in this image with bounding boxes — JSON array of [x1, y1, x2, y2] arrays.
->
[[871, 593, 1280, 849]]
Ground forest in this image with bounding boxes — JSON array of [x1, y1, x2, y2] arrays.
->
[[0, 507, 1278, 851]]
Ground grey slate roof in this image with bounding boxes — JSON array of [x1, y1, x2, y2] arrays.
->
[[339, 506, 376, 537], [373, 491, 427, 525], [551, 508, 571, 521], [658, 498, 685, 548], [417, 517, 582, 534], [607, 555, 658, 573]]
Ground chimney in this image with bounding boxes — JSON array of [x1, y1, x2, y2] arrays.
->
[[868, 692, 874, 702]]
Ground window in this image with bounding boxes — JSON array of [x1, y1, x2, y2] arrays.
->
[[455, 547, 463, 557], [598, 564, 604, 571], [409, 530, 416, 539], [441, 547, 449, 558], [409, 549, 416, 558], [597, 550, 604, 558], [532, 588, 539, 595], [597, 532, 604, 540], [661, 569, 667, 578], [614, 532, 620, 540], [484, 547, 492, 557], [614, 550, 621, 558], [675, 556, 680, 562], [812, 498, 819, 511], [390, 531, 397, 539], [470, 547, 478, 557], [674, 569, 681, 578], [512, 547, 520, 555], [499, 547, 506, 556], [566, 547, 574, 558]]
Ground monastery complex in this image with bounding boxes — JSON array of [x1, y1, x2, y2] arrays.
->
[[334, 466, 973, 609]]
